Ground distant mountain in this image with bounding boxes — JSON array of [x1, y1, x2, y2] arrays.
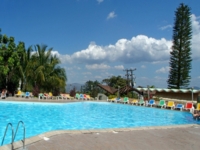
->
[[66, 83, 83, 93]]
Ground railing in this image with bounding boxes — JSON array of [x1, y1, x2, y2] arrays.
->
[[1, 123, 14, 150], [13, 121, 26, 149], [1, 121, 25, 150]]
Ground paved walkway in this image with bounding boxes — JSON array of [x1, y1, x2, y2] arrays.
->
[[0, 124, 199, 150]]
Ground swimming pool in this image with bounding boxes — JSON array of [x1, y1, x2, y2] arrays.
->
[[0, 101, 198, 145]]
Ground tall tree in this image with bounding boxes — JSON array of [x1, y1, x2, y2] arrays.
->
[[0, 34, 22, 93], [167, 3, 192, 89], [27, 44, 67, 95]]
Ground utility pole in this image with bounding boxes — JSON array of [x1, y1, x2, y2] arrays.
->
[[124, 69, 130, 85], [124, 68, 136, 87], [124, 68, 136, 97]]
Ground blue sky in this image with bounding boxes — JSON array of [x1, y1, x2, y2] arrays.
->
[[1, 0, 200, 88]]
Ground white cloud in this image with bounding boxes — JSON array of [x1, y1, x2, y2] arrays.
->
[[59, 54, 72, 64], [114, 65, 124, 70], [191, 14, 200, 60], [107, 11, 117, 20], [68, 35, 171, 64], [141, 65, 146, 68], [57, 14, 200, 66], [160, 25, 172, 30], [85, 63, 110, 70], [51, 50, 60, 56], [156, 66, 169, 73], [97, 0, 104, 4]]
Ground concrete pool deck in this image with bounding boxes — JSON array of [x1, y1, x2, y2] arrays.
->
[[0, 124, 200, 150], [1, 98, 200, 150]]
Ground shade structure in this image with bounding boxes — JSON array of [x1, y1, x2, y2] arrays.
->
[[97, 84, 118, 94], [119, 85, 142, 95], [97, 84, 142, 95]]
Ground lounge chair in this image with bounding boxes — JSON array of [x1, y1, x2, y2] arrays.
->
[[115, 97, 121, 103], [75, 93, 80, 100], [138, 99, 145, 106], [157, 100, 166, 108], [47, 92, 53, 99], [79, 94, 84, 100], [83, 94, 88, 100], [60, 93, 67, 99], [196, 103, 200, 111], [25, 92, 31, 98], [175, 104, 184, 111], [21, 92, 25, 97], [38, 93, 47, 99], [147, 99, 156, 107], [166, 101, 175, 110], [86, 95, 92, 100], [65, 94, 72, 100], [131, 99, 138, 105], [109, 97, 116, 102], [15, 90, 22, 97], [56, 94, 63, 100], [122, 97, 129, 104], [184, 102, 194, 112]]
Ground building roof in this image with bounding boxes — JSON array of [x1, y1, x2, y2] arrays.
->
[[119, 85, 142, 94], [97, 84, 118, 94], [136, 88, 200, 94], [97, 84, 142, 95]]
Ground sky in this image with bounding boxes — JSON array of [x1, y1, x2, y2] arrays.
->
[[0, 0, 200, 88]]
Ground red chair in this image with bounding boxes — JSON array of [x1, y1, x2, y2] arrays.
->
[[184, 102, 194, 112]]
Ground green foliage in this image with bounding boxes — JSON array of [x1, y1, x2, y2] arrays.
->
[[101, 75, 127, 88], [168, 3, 192, 89], [26, 44, 67, 95], [0, 29, 67, 95], [70, 87, 76, 97], [82, 80, 101, 97], [0, 32, 21, 93]]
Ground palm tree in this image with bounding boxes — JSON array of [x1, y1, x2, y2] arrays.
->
[[26, 44, 67, 95]]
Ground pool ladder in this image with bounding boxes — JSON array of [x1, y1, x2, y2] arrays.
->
[[1, 121, 25, 150]]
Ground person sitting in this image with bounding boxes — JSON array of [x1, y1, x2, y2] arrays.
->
[[193, 110, 200, 120], [1, 89, 7, 99]]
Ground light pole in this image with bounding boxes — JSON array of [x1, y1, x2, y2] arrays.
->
[[147, 85, 150, 100], [191, 87, 194, 104]]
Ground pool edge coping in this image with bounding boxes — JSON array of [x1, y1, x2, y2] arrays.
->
[[0, 124, 199, 150]]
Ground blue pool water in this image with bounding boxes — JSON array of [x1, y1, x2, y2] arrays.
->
[[0, 101, 198, 145]]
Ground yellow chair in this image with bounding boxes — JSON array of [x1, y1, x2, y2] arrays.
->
[[48, 92, 53, 99], [86, 95, 92, 100], [15, 91, 22, 97], [131, 99, 138, 105], [65, 94, 73, 100], [196, 103, 200, 111], [109, 97, 117, 102], [166, 101, 175, 110]]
